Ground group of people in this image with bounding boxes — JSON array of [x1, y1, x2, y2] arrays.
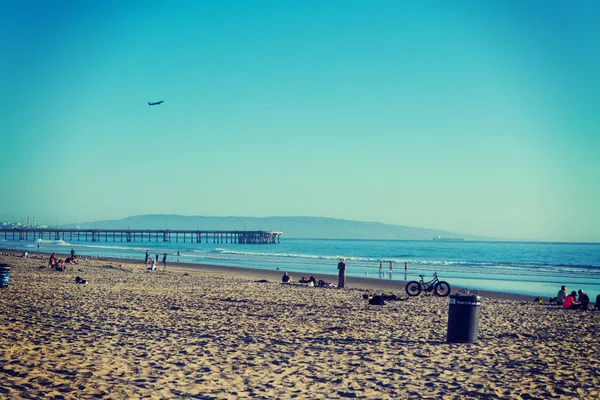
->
[[48, 252, 65, 271], [553, 285, 597, 310], [282, 273, 336, 288], [47, 249, 79, 271], [145, 250, 167, 271], [281, 258, 347, 288]]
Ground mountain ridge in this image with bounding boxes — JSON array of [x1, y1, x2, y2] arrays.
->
[[60, 214, 497, 241]]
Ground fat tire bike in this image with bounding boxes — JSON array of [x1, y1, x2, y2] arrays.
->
[[405, 272, 451, 297]]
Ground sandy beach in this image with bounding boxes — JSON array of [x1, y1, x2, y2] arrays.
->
[[0, 251, 598, 399]]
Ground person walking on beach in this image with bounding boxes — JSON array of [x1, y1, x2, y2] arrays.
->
[[155, 253, 159, 263], [145, 250, 150, 266], [71, 248, 75, 258], [162, 253, 167, 270], [337, 258, 346, 288], [379, 261, 383, 279], [177, 251, 180, 262], [389, 261, 393, 280]]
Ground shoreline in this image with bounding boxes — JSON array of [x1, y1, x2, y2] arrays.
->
[[1, 247, 533, 301]]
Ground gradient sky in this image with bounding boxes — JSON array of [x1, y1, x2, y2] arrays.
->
[[1, 0, 599, 242]]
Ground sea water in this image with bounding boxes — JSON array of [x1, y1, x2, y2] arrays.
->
[[2, 237, 599, 298]]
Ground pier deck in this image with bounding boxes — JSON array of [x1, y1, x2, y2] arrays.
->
[[2, 229, 281, 244]]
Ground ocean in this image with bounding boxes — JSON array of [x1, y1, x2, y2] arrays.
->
[[3, 237, 600, 298]]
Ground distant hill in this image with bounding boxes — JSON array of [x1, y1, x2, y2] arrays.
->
[[61, 215, 494, 241]]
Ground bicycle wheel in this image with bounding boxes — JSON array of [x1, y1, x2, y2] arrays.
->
[[405, 281, 422, 296], [434, 281, 451, 297]]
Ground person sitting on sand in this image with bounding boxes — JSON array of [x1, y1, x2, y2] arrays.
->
[[48, 252, 57, 268], [317, 279, 333, 287], [65, 256, 78, 264], [282, 272, 292, 283], [562, 291, 581, 310], [299, 277, 309, 284], [55, 259, 65, 271], [556, 286, 567, 305], [578, 290, 590, 310], [22, 251, 28, 258], [148, 260, 156, 271]]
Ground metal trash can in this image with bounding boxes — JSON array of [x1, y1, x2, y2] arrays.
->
[[0, 264, 10, 288], [447, 294, 482, 343]]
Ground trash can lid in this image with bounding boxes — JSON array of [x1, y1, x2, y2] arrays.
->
[[449, 294, 482, 302]]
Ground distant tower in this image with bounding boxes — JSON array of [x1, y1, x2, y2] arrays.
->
[[33, 216, 36, 227], [27, 216, 31, 227]]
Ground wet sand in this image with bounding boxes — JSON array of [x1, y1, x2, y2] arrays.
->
[[0, 252, 598, 399]]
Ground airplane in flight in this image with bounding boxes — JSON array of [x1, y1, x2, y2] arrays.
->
[[148, 100, 164, 106]]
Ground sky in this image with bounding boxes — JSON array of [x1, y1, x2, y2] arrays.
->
[[1, 0, 599, 242]]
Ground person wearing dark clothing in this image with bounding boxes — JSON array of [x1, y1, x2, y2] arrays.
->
[[282, 272, 292, 283], [156, 253, 159, 263], [70, 248, 75, 258], [337, 257, 346, 288], [578, 290, 590, 310], [162, 253, 167, 269]]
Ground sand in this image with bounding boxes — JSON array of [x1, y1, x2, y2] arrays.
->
[[0, 252, 598, 399]]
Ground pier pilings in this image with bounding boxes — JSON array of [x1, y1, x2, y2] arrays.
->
[[3, 229, 282, 245]]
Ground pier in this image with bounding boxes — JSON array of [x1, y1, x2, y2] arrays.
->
[[3, 229, 282, 244]]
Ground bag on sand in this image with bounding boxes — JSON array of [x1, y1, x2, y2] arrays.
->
[[369, 295, 385, 306]]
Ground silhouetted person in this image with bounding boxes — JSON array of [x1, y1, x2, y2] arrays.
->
[[578, 290, 590, 310], [337, 258, 346, 288], [556, 285, 567, 305]]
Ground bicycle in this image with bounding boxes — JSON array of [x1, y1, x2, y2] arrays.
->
[[405, 272, 451, 297]]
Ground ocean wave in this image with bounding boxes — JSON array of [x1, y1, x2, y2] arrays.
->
[[78, 243, 154, 252], [2, 238, 598, 282], [191, 248, 599, 271], [33, 239, 70, 246]]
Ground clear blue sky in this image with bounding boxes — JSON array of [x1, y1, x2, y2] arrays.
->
[[1, 0, 599, 242]]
